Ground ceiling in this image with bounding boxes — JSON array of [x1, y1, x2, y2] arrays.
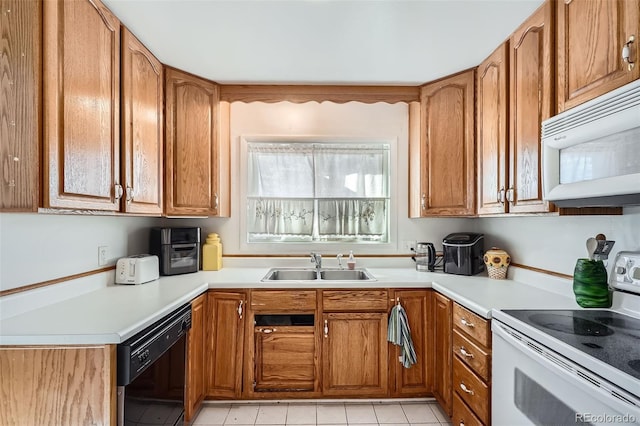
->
[[103, 0, 545, 85]]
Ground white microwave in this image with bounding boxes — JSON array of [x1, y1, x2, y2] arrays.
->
[[542, 79, 640, 207]]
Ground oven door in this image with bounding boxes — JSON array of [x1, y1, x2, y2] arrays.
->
[[492, 320, 640, 426]]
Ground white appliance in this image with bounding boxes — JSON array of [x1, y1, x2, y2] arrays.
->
[[115, 254, 159, 285], [491, 252, 640, 425], [542, 78, 640, 207]]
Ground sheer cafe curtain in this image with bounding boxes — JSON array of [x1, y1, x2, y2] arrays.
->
[[247, 142, 389, 241]]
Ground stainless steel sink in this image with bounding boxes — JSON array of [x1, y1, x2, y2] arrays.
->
[[320, 269, 375, 281], [261, 267, 375, 282], [262, 269, 318, 281]]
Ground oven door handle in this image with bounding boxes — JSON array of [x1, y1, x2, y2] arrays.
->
[[492, 321, 640, 417]]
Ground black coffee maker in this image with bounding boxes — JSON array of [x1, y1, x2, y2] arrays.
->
[[442, 233, 485, 276]]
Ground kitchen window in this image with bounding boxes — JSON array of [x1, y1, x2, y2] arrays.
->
[[246, 141, 390, 243]]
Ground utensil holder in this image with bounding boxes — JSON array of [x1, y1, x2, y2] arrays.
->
[[572, 259, 611, 308]]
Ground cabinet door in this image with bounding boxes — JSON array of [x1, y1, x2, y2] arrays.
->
[[433, 292, 453, 417], [185, 293, 206, 422], [121, 28, 163, 215], [477, 43, 509, 215], [391, 290, 431, 397], [254, 326, 316, 392], [557, 0, 640, 112], [416, 70, 475, 216], [206, 291, 246, 398], [165, 68, 220, 216], [43, 0, 121, 211], [322, 312, 388, 397], [1, 0, 40, 211], [509, 0, 555, 214]]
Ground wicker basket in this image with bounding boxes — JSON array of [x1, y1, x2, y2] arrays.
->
[[487, 264, 508, 279]]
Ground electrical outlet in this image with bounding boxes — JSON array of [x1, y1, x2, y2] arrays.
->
[[403, 240, 416, 251], [98, 246, 108, 266]]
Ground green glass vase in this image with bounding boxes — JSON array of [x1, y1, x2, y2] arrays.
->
[[572, 259, 611, 308]]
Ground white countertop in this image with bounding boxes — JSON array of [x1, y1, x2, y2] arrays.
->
[[0, 263, 580, 345]]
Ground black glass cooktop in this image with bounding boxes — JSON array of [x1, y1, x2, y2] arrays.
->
[[502, 310, 640, 381]]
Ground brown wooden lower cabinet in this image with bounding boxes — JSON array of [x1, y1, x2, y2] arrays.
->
[[254, 325, 316, 391], [452, 303, 492, 425], [185, 293, 206, 421], [432, 292, 453, 415], [390, 289, 431, 397], [205, 291, 246, 398], [322, 311, 389, 397], [0, 345, 116, 425], [452, 392, 483, 426]]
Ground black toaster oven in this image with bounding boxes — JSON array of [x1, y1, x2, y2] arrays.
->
[[150, 227, 200, 275]]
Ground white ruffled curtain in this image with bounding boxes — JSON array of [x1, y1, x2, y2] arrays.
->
[[248, 199, 314, 236], [247, 142, 389, 240], [318, 199, 386, 236]]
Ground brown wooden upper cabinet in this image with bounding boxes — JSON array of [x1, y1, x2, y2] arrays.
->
[[476, 43, 509, 215], [1, 0, 40, 212], [121, 28, 164, 215], [557, 0, 640, 112], [43, 0, 121, 211], [165, 68, 229, 217], [410, 70, 475, 217], [508, 0, 555, 214]]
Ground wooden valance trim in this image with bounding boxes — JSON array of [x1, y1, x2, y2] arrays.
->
[[219, 84, 421, 104]]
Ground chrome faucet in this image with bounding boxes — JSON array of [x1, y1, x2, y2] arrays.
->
[[310, 252, 322, 270]]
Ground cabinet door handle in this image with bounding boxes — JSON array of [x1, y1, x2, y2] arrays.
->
[[506, 187, 514, 203], [421, 193, 426, 210], [237, 300, 244, 319], [114, 184, 124, 200], [459, 347, 474, 358], [126, 186, 134, 203], [323, 319, 329, 338], [460, 318, 475, 328], [459, 382, 474, 395], [622, 35, 636, 70], [459, 422, 465, 426], [214, 193, 219, 211]]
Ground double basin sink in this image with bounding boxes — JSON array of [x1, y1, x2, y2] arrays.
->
[[261, 267, 376, 282]]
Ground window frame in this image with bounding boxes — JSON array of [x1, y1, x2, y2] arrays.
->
[[239, 135, 398, 253]]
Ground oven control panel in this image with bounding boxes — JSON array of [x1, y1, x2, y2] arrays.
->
[[610, 251, 640, 293]]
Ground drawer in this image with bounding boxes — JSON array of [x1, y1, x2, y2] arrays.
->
[[322, 290, 388, 312], [452, 392, 484, 426], [251, 290, 316, 312], [453, 329, 490, 381], [453, 357, 489, 425], [453, 303, 491, 347]]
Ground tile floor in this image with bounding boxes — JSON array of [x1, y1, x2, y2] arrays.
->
[[192, 401, 451, 426]]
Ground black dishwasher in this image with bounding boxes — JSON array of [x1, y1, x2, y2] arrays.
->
[[117, 304, 191, 426]]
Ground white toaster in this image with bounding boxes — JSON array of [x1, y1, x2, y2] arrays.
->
[[115, 254, 160, 285]]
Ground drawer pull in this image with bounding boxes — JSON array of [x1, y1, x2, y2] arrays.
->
[[460, 318, 475, 328], [459, 382, 474, 395], [260, 328, 276, 334], [459, 422, 465, 426], [459, 347, 474, 358]]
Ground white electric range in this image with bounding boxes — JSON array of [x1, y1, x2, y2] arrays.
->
[[491, 252, 640, 425]]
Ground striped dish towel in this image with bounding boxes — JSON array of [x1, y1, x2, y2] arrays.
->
[[387, 304, 417, 368]]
